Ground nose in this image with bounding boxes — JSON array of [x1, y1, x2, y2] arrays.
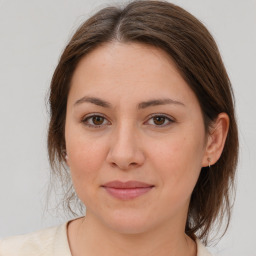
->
[[106, 123, 145, 170]]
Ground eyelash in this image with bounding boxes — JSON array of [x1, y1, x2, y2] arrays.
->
[[81, 113, 174, 128], [145, 114, 174, 127], [81, 113, 110, 128]]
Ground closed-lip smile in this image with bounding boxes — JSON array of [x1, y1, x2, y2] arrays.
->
[[101, 180, 154, 200]]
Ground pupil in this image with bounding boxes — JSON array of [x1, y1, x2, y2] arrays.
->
[[93, 116, 103, 125], [153, 116, 165, 125]]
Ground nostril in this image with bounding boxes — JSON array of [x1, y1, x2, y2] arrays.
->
[[110, 162, 117, 167], [106, 144, 145, 170], [109, 161, 138, 170]]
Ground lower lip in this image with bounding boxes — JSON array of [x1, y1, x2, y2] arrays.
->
[[103, 187, 153, 200]]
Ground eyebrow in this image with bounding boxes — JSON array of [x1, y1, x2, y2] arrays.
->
[[74, 96, 111, 108], [74, 96, 185, 109], [138, 98, 185, 109]]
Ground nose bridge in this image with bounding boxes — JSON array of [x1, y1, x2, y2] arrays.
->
[[107, 120, 144, 169]]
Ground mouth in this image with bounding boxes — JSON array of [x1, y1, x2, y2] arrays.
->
[[101, 180, 155, 200]]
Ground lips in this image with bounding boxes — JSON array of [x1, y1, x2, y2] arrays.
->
[[101, 180, 154, 200]]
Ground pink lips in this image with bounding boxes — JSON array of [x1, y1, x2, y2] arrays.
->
[[102, 180, 154, 200]]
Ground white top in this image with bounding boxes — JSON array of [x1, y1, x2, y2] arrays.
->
[[0, 221, 212, 256]]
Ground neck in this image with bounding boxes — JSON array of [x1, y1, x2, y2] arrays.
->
[[68, 214, 196, 256]]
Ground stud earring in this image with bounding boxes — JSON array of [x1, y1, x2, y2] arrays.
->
[[207, 157, 211, 168], [62, 149, 68, 160]]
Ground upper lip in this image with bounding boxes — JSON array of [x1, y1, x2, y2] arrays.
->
[[102, 180, 154, 189]]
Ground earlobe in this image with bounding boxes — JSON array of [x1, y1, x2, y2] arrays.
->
[[62, 149, 70, 166], [207, 157, 211, 168], [65, 154, 70, 166], [202, 113, 229, 167]]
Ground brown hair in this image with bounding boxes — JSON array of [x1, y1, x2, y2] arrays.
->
[[47, 0, 238, 244]]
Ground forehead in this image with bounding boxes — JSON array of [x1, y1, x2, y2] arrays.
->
[[68, 42, 198, 108], [72, 41, 178, 81]]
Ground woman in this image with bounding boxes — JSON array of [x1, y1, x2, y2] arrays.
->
[[0, 0, 238, 255]]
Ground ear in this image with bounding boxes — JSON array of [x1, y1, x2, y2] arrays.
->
[[202, 113, 230, 167], [62, 149, 70, 167], [65, 154, 70, 167]]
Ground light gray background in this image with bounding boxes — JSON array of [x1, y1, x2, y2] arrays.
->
[[0, 0, 255, 255]]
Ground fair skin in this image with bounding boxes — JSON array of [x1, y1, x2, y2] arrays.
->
[[65, 42, 229, 256]]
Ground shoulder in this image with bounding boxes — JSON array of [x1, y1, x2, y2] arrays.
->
[[196, 239, 213, 256], [0, 222, 71, 256]]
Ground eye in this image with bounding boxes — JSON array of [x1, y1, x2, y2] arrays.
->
[[82, 114, 110, 128], [146, 114, 174, 127]]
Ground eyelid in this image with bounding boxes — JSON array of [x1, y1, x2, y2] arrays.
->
[[81, 113, 175, 128], [144, 113, 175, 127], [81, 113, 111, 128]]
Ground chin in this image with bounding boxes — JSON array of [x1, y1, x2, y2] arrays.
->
[[100, 210, 157, 235], [108, 221, 151, 235]]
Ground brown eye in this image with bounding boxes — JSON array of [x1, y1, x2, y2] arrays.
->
[[92, 116, 104, 125], [153, 116, 166, 125], [146, 114, 174, 127], [82, 114, 110, 128]]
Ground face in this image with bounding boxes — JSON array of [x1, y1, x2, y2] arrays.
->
[[65, 42, 209, 234]]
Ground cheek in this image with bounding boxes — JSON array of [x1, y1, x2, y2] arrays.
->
[[66, 132, 107, 193], [150, 133, 204, 198]]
